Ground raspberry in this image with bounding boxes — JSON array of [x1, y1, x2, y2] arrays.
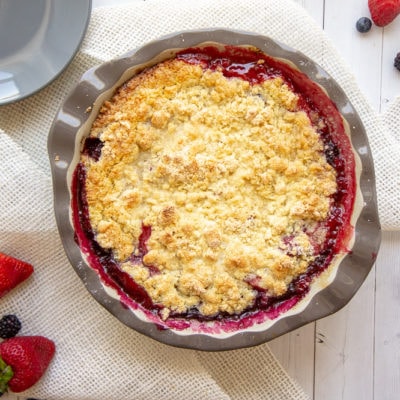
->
[[0, 314, 22, 339], [394, 53, 400, 71], [356, 17, 372, 32]]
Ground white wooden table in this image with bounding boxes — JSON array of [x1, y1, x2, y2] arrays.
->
[[93, 1, 400, 399]]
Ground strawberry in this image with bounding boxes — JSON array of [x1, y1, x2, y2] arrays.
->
[[0, 336, 55, 394], [0, 252, 34, 298], [368, 0, 400, 27]]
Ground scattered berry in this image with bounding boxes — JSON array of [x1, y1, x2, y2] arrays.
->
[[0, 336, 55, 394], [0, 315, 21, 339], [356, 17, 373, 32], [0, 252, 34, 298], [368, 0, 400, 27], [394, 52, 400, 71]]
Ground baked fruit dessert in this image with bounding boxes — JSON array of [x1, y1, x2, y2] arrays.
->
[[71, 43, 357, 333]]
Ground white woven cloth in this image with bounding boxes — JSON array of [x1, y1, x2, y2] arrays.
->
[[0, 0, 399, 399]]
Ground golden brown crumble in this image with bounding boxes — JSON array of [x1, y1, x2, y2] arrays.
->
[[82, 57, 337, 318]]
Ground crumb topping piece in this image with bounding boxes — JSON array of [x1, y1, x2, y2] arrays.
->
[[82, 57, 337, 318]]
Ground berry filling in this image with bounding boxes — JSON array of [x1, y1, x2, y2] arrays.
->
[[82, 137, 104, 161]]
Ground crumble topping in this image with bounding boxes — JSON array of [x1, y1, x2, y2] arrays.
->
[[81, 57, 337, 319]]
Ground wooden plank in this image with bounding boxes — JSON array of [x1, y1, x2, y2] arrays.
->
[[374, 231, 400, 400], [314, 267, 375, 400], [312, 2, 380, 399], [324, 0, 383, 111], [269, 323, 316, 399]]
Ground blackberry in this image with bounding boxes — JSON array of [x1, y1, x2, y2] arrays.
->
[[394, 53, 400, 71], [356, 17, 372, 33], [0, 314, 22, 339]]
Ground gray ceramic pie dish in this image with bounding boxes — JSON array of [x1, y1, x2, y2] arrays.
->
[[48, 29, 381, 351]]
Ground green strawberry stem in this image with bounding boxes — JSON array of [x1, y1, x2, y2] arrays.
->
[[0, 356, 13, 395]]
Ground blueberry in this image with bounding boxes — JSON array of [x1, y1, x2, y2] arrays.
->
[[394, 53, 400, 71], [356, 17, 372, 33]]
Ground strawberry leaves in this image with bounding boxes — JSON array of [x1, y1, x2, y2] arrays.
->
[[0, 356, 13, 394]]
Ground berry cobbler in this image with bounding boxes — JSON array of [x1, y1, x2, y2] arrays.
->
[[72, 44, 357, 333]]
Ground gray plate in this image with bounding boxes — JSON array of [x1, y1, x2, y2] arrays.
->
[[0, 0, 91, 105], [48, 29, 381, 351]]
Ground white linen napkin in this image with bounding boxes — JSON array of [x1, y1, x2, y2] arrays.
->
[[0, 0, 399, 399]]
